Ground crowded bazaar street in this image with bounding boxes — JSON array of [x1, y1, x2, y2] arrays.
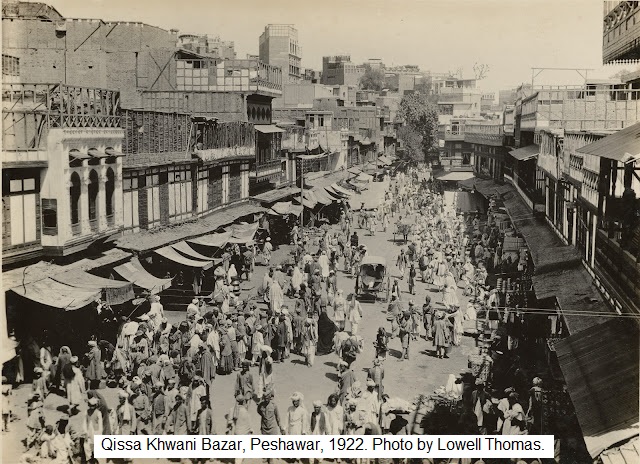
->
[[2, 172, 513, 464], [3, 2, 640, 464]]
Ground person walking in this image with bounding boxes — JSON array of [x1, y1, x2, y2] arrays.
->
[[398, 310, 412, 361], [346, 294, 363, 336], [408, 263, 417, 295], [433, 310, 453, 359], [258, 387, 284, 435]]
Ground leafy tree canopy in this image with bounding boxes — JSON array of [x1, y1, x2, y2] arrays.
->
[[398, 92, 439, 163], [359, 67, 386, 91]]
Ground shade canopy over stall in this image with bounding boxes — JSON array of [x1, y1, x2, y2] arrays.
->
[[113, 257, 172, 293]]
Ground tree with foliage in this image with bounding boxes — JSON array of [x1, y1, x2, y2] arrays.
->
[[359, 67, 386, 91], [398, 92, 439, 164]]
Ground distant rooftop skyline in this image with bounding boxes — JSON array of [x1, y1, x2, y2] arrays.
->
[[37, 0, 634, 92]]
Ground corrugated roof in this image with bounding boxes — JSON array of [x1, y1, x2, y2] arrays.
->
[[555, 319, 639, 447], [577, 123, 640, 162], [115, 202, 265, 252], [255, 124, 286, 134], [509, 144, 539, 161], [532, 267, 611, 335], [500, 188, 582, 274]]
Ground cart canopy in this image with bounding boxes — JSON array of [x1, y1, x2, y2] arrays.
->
[[360, 256, 386, 267]]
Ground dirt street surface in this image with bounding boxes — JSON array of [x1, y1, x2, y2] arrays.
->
[[3, 193, 475, 464]]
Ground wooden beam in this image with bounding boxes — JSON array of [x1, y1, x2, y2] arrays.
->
[[148, 52, 175, 91]]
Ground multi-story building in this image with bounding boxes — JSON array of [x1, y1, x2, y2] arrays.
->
[[321, 55, 365, 86], [1, 0, 283, 267], [465, 120, 507, 181], [3, 83, 124, 265], [602, 1, 640, 64], [272, 82, 334, 109], [259, 24, 302, 84], [303, 68, 321, 83], [177, 34, 236, 60], [481, 92, 496, 112], [437, 119, 478, 171], [437, 88, 482, 123], [2, 1, 180, 109]]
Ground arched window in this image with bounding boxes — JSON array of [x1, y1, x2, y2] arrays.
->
[[105, 168, 115, 218], [70, 172, 81, 226], [88, 169, 99, 223]]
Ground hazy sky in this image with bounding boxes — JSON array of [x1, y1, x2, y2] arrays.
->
[[46, 0, 631, 93]]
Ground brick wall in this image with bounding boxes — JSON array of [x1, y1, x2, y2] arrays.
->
[[2, 18, 178, 108]]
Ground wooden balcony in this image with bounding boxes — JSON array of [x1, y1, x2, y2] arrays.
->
[[251, 158, 284, 182], [3, 83, 121, 152]]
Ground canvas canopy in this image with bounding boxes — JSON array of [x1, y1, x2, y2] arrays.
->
[[155, 246, 213, 269], [171, 241, 220, 263], [51, 269, 134, 305], [188, 231, 233, 249], [113, 257, 172, 293], [10, 278, 100, 310]]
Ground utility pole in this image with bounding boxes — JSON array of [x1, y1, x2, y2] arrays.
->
[[298, 155, 304, 231]]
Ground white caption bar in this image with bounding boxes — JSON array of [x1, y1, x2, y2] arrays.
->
[[95, 435, 555, 459]]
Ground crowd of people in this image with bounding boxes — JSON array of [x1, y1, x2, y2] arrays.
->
[[3, 166, 553, 464]]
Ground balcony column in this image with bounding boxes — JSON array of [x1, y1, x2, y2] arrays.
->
[[98, 159, 108, 231], [222, 165, 230, 205], [571, 204, 577, 246], [62, 176, 74, 242], [113, 157, 124, 229], [590, 213, 597, 268], [80, 163, 91, 235]]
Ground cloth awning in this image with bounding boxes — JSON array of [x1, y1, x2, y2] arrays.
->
[[295, 195, 316, 209], [576, 122, 640, 162], [10, 278, 101, 310], [270, 201, 303, 216], [255, 124, 286, 134], [356, 172, 373, 182], [378, 155, 392, 165], [586, 427, 639, 460], [331, 183, 354, 196], [88, 148, 108, 158], [113, 257, 172, 293], [105, 148, 126, 157], [69, 149, 90, 161], [554, 318, 639, 456], [437, 171, 475, 181], [155, 246, 213, 269], [312, 188, 336, 205], [50, 269, 135, 305], [188, 231, 233, 249], [171, 241, 219, 263], [225, 222, 259, 244], [509, 144, 539, 161]]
